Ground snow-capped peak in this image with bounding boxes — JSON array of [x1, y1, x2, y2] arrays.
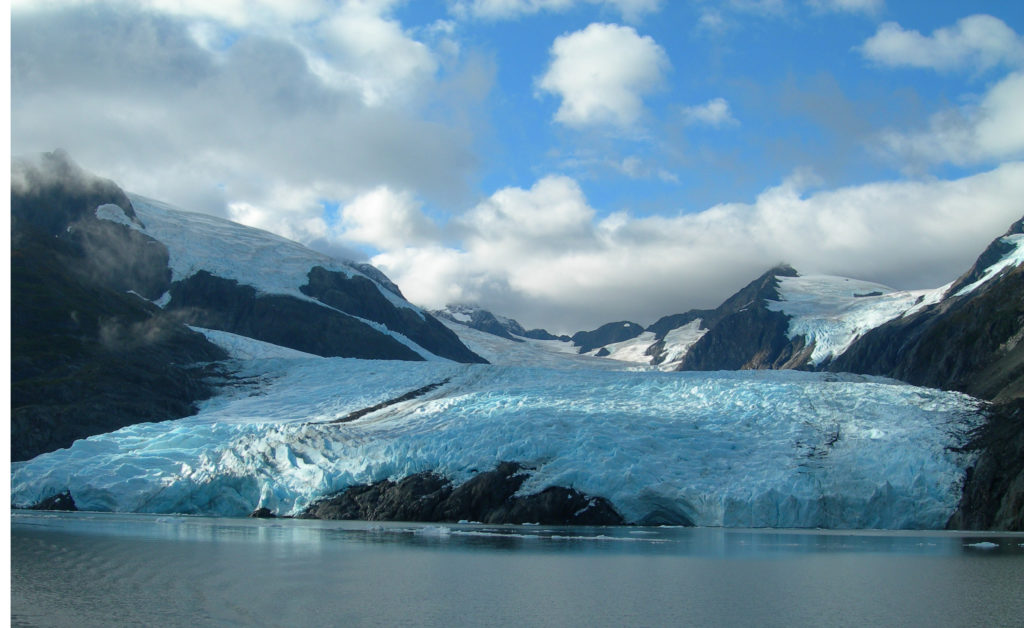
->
[[953, 233, 1024, 298]]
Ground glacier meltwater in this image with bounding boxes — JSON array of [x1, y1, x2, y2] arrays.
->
[[11, 338, 984, 528]]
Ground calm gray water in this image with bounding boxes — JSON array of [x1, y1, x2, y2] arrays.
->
[[11, 511, 1024, 627]]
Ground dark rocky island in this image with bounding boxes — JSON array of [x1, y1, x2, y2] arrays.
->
[[300, 462, 625, 526]]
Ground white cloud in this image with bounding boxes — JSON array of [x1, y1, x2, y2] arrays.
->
[[537, 23, 669, 130], [11, 2, 479, 244], [363, 164, 1024, 332], [13, 0, 440, 107], [309, 3, 439, 106], [680, 97, 738, 127], [450, 0, 661, 22], [860, 15, 1024, 72], [877, 71, 1024, 169], [338, 186, 439, 250]]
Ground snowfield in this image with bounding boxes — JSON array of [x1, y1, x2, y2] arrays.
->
[[11, 331, 984, 529], [113, 195, 423, 317], [768, 275, 948, 366]]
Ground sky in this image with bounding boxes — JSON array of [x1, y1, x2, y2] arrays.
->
[[10, 0, 1024, 332]]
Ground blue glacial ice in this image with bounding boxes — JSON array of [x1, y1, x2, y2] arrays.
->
[[11, 351, 984, 529]]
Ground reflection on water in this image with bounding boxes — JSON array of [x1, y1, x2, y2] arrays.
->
[[12, 512, 1024, 627]]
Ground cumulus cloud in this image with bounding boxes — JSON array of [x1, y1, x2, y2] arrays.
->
[[337, 186, 440, 250], [680, 98, 738, 127], [860, 15, 1024, 72], [450, 0, 662, 22], [361, 164, 1024, 331], [876, 71, 1024, 169], [537, 23, 669, 130], [309, 2, 439, 107]]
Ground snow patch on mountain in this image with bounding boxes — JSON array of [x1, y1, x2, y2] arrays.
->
[[587, 331, 657, 363], [438, 319, 633, 370], [118, 194, 422, 318], [954, 233, 1024, 297], [658, 320, 708, 369], [192, 328, 321, 361], [11, 358, 982, 529], [768, 275, 946, 366], [94, 203, 134, 227]]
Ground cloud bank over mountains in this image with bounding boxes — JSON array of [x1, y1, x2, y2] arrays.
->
[[363, 163, 1024, 330], [12, 1, 1024, 330]]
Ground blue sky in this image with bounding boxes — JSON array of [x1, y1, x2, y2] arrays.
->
[[11, 0, 1024, 330]]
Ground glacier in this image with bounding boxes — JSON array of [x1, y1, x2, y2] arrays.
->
[[11, 328, 985, 529], [767, 274, 948, 366]]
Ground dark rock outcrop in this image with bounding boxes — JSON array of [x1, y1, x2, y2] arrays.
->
[[571, 321, 645, 354], [677, 265, 812, 371], [11, 152, 228, 462], [947, 400, 1024, 531], [297, 272, 487, 363], [165, 271, 425, 361], [26, 490, 78, 511], [434, 305, 569, 343], [300, 462, 625, 525], [829, 221, 1024, 403], [520, 328, 569, 341], [432, 306, 526, 342]]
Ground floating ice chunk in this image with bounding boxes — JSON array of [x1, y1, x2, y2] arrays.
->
[[965, 541, 999, 550]]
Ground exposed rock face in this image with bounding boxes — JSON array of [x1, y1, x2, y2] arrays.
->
[[166, 271, 425, 361], [520, 328, 568, 341], [572, 321, 645, 354], [300, 271, 486, 363], [829, 222, 1024, 403], [677, 265, 811, 371], [432, 306, 526, 342], [167, 268, 486, 363], [11, 152, 228, 462], [947, 400, 1024, 531], [300, 462, 625, 525], [26, 490, 77, 512], [433, 305, 568, 343]]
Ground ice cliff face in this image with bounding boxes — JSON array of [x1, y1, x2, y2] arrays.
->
[[11, 331, 983, 529]]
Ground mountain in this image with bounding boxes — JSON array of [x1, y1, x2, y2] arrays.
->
[[827, 218, 1024, 402], [431, 305, 566, 343], [571, 321, 646, 354], [11, 152, 1023, 530], [531, 218, 1024, 402], [10, 151, 484, 461]]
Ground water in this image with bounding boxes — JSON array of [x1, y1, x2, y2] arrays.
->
[[12, 512, 1024, 627]]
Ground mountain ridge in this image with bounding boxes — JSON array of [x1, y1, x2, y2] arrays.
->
[[10, 152, 485, 460]]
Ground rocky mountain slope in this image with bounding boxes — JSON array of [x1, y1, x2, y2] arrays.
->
[[10, 152, 484, 461], [430, 305, 565, 342], [453, 217, 1024, 401]]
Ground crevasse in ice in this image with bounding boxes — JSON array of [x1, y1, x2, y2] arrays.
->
[[11, 330, 983, 529]]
